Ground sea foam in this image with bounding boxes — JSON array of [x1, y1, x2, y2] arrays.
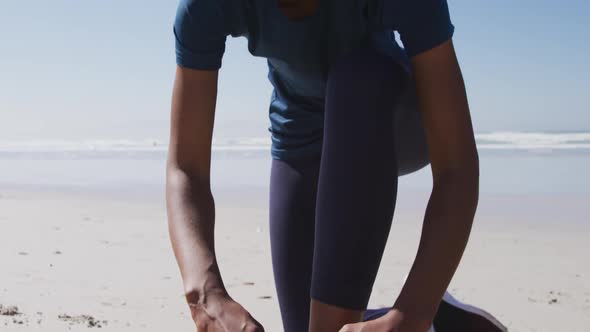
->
[[0, 132, 589, 154]]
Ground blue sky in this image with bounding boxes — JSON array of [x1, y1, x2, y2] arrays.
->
[[0, 0, 588, 141]]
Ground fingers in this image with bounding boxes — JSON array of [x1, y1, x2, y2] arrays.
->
[[194, 319, 208, 332], [191, 299, 265, 332], [339, 319, 391, 332], [243, 315, 265, 332], [242, 324, 264, 332], [194, 312, 211, 331], [338, 322, 362, 332]]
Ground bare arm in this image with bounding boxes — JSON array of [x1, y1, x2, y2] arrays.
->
[[167, 66, 264, 332], [166, 66, 225, 303], [393, 39, 479, 324]]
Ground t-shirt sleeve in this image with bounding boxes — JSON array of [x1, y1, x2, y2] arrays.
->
[[380, 0, 455, 57], [173, 0, 229, 70]]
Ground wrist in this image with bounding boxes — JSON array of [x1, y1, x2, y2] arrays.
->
[[392, 300, 438, 323], [384, 309, 433, 331], [185, 287, 229, 322], [184, 272, 227, 305], [185, 286, 228, 306]]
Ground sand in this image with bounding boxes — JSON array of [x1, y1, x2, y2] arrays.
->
[[0, 187, 588, 331]]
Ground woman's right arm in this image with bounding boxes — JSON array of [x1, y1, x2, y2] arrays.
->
[[167, 65, 223, 301], [166, 65, 264, 331]]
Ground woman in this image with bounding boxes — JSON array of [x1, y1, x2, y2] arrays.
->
[[166, 0, 481, 331]]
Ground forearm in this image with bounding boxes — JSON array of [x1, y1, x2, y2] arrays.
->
[[394, 169, 478, 319], [166, 166, 225, 302]]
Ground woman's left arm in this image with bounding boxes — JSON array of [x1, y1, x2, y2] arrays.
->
[[391, 37, 479, 325], [340, 39, 479, 332]]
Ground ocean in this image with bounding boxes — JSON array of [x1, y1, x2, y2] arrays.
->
[[1, 132, 589, 211]]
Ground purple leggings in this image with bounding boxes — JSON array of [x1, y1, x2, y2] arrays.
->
[[269, 45, 407, 331]]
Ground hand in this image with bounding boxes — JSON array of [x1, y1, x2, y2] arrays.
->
[[339, 309, 431, 332], [188, 290, 265, 332]]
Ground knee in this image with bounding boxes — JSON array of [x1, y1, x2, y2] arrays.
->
[[310, 281, 372, 311]]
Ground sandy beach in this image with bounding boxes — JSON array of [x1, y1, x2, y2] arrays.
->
[[2, 0, 590, 329], [0, 182, 588, 332]]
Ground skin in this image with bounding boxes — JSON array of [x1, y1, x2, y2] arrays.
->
[[167, 68, 264, 331], [338, 38, 478, 332], [166, 0, 478, 331], [309, 40, 477, 332]]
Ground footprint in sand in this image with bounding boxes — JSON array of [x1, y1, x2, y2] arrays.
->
[[35, 312, 43, 325], [58, 313, 108, 328], [0, 305, 26, 325], [547, 290, 567, 304], [0, 305, 22, 316], [11, 318, 25, 325]]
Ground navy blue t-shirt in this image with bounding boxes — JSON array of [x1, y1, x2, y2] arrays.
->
[[174, 0, 454, 161]]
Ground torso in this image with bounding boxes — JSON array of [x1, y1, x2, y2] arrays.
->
[[226, 0, 409, 159]]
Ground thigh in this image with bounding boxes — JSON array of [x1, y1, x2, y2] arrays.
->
[[269, 157, 320, 332], [310, 45, 403, 310]]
